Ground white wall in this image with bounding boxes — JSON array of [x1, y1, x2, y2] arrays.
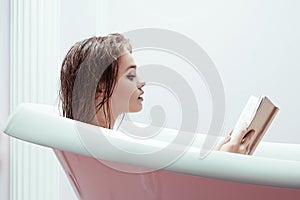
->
[[96, 0, 300, 143], [60, 0, 101, 60], [0, 0, 10, 199]]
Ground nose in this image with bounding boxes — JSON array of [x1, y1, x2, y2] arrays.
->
[[137, 80, 145, 89]]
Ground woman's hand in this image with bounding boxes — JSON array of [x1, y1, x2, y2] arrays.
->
[[214, 123, 255, 155]]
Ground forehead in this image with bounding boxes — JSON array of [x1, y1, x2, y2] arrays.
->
[[117, 52, 136, 74]]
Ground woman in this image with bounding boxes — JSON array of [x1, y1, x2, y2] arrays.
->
[[56, 33, 255, 199], [60, 33, 254, 155]]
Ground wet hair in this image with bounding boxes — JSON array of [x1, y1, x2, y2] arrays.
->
[[60, 33, 132, 129]]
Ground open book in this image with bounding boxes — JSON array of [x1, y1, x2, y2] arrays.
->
[[231, 95, 279, 155]]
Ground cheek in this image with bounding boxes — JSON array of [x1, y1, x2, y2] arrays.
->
[[112, 78, 137, 107]]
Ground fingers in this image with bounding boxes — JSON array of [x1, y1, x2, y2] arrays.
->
[[239, 142, 251, 154], [232, 122, 249, 143], [218, 126, 255, 155], [223, 135, 231, 143], [229, 129, 233, 136], [245, 145, 250, 155], [241, 129, 255, 145], [239, 129, 255, 154], [214, 135, 231, 150]]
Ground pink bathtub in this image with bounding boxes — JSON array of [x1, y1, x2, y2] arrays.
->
[[4, 103, 300, 200], [54, 150, 300, 200]]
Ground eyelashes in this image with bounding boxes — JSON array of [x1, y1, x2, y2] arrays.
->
[[126, 74, 136, 81]]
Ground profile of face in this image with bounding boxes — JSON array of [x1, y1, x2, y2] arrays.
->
[[108, 51, 145, 118]]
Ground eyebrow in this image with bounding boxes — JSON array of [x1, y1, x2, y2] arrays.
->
[[126, 65, 136, 71]]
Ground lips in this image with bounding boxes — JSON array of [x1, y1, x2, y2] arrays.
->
[[138, 90, 144, 101], [138, 96, 143, 101]]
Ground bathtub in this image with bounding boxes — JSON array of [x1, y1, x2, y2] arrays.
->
[[3, 103, 300, 200]]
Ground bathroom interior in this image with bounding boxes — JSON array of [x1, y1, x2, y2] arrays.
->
[[0, 0, 300, 199]]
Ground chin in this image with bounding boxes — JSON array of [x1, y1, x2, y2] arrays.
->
[[129, 106, 143, 113]]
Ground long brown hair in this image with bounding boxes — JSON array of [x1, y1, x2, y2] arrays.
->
[[60, 33, 132, 129]]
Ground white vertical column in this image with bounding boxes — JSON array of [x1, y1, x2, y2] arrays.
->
[[0, 0, 11, 199], [10, 0, 61, 200]]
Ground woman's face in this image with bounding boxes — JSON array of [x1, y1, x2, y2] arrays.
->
[[110, 51, 145, 116]]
